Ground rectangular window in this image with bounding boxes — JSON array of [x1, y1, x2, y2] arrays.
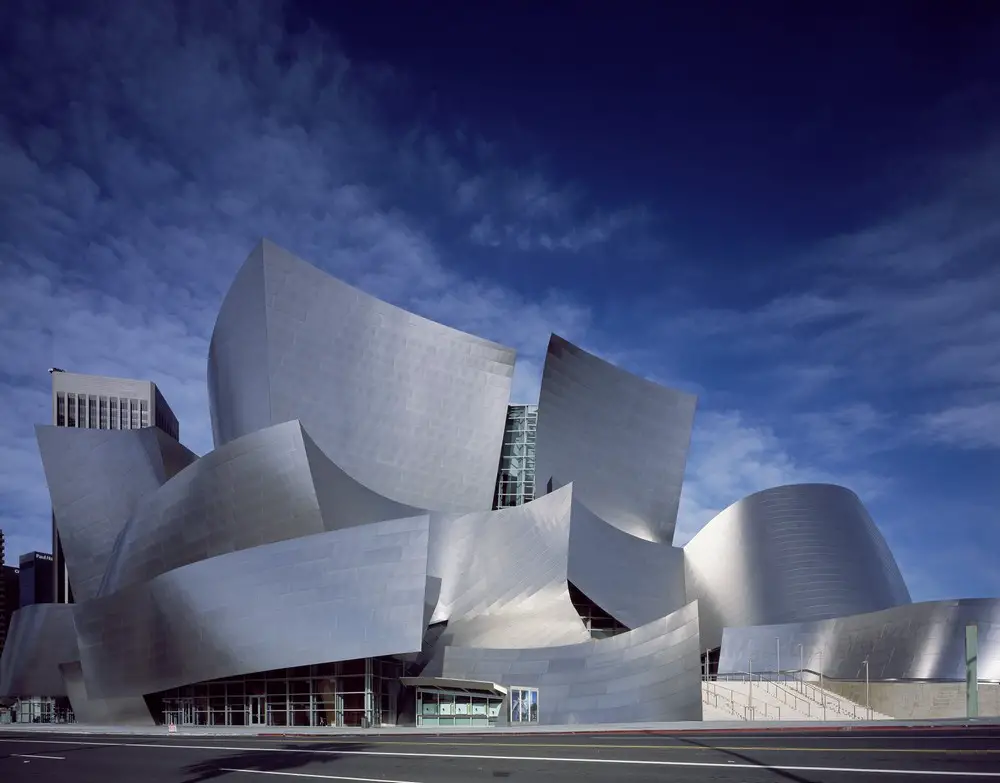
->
[[56, 393, 66, 427], [110, 397, 119, 429], [131, 398, 140, 428], [67, 394, 76, 427], [88, 396, 97, 429], [99, 396, 108, 429]]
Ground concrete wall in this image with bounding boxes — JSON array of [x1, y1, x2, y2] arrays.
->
[[823, 680, 1000, 720]]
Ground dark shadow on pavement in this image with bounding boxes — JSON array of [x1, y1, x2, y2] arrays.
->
[[182, 741, 371, 783], [674, 735, 820, 783]]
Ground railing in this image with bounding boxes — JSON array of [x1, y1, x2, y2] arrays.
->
[[712, 670, 876, 721], [702, 679, 781, 721]]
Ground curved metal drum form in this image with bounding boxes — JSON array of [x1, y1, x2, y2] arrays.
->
[[35, 425, 197, 601], [6, 238, 997, 728], [684, 483, 911, 650], [208, 239, 515, 512], [719, 598, 1000, 681], [75, 516, 431, 699], [534, 334, 696, 543], [427, 601, 703, 725]]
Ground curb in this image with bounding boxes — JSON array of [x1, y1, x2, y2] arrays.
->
[[253, 722, 998, 739]]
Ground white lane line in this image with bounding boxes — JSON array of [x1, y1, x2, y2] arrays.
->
[[0, 737, 998, 777], [221, 769, 422, 782], [11, 753, 65, 760]]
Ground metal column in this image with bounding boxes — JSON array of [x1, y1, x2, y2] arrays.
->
[[966, 624, 979, 718]]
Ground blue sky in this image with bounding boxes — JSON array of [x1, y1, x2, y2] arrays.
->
[[1, 1, 998, 600]]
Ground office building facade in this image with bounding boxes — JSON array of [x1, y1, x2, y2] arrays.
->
[[17, 552, 53, 608], [1, 239, 997, 728], [48, 370, 181, 604]]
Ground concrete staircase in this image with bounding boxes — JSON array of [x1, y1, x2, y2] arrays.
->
[[702, 675, 891, 722]]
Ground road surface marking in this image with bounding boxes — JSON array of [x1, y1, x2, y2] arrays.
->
[[222, 770, 423, 783], [1, 737, 999, 777], [11, 753, 65, 760]]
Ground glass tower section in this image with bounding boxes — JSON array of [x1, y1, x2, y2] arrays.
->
[[492, 405, 537, 509]]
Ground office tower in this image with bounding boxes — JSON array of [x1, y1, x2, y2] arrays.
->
[[18, 552, 54, 607], [0, 530, 15, 658], [492, 404, 538, 509], [48, 370, 181, 603]]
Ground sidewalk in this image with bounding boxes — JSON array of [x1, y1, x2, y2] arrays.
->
[[2, 716, 998, 737]]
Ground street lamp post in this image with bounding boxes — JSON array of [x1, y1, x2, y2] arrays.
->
[[798, 644, 804, 693], [748, 657, 753, 716], [776, 637, 781, 681], [819, 650, 826, 721], [863, 658, 871, 720]]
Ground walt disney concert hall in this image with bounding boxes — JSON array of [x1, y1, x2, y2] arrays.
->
[[1, 240, 998, 727]]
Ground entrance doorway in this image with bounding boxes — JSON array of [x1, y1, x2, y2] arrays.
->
[[248, 695, 266, 726]]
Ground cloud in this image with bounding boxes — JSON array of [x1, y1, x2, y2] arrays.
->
[[674, 410, 889, 546], [469, 205, 647, 253], [0, 0, 612, 558], [916, 402, 1000, 449]]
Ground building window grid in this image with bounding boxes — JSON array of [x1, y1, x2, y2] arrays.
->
[[88, 396, 97, 429], [158, 659, 401, 728], [99, 396, 108, 429], [66, 394, 76, 427], [56, 393, 66, 427], [493, 405, 538, 509]]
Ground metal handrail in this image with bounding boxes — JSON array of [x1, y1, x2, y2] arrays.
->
[[703, 677, 781, 720]]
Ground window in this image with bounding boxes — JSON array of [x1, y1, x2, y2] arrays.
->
[[140, 398, 149, 428], [509, 686, 539, 724], [67, 394, 76, 427], [110, 397, 119, 429], [99, 397, 108, 429], [88, 396, 97, 429], [56, 393, 66, 426]]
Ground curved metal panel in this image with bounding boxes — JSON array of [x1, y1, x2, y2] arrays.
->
[[428, 484, 589, 650], [100, 421, 423, 596], [207, 241, 272, 448], [426, 600, 703, 725], [718, 598, 1000, 681], [684, 483, 912, 650], [535, 334, 697, 543], [58, 661, 155, 726], [0, 604, 78, 698], [208, 239, 515, 512], [567, 498, 687, 629], [76, 516, 431, 699], [35, 425, 197, 602]]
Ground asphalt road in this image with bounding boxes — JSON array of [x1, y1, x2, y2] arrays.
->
[[1, 726, 1000, 782]]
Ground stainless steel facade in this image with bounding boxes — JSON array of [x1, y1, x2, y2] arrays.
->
[[684, 483, 912, 650], [36, 425, 197, 601], [426, 600, 703, 724], [0, 603, 77, 698], [1, 238, 992, 727], [77, 517, 432, 699], [208, 239, 516, 513], [718, 599, 1000, 681], [534, 334, 697, 543]]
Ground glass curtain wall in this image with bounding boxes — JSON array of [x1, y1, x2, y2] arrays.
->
[[493, 405, 538, 509], [158, 657, 403, 728]]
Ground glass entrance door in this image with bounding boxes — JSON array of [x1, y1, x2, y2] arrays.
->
[[178, 699, 195, 725], [248, 695, 266, 726]]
